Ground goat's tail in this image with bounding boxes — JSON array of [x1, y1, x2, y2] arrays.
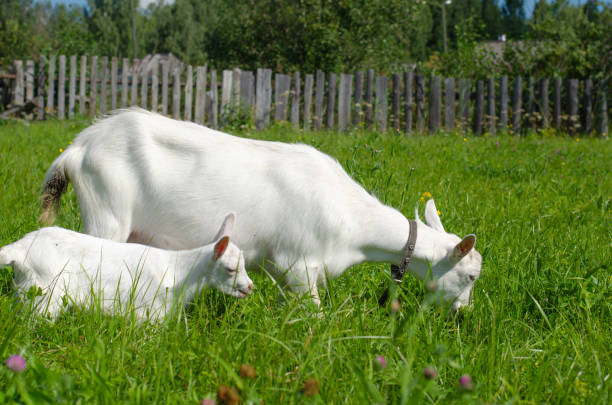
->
[[40, 151, 71, 225]]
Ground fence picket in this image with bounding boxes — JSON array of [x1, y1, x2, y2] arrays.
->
[[583, 79, 593, 134], [89, 55, 98, 115], [172, 64, 181, 119], [487, 77, 495, 134], [195, 66, 207, 125], [121, 58, 129, 108], [240, 71, 255, 108], [151, 61, 159, 112], [512, 77, 522, 135], [291, 71, 301, 128], [459, 78, 470, 128], [553, 77, 561, 129], [314, 70, 325, 130], [111, 57, 118, 110], [208, 69, 218, 128], [14, 61, 24, 106], [131, 59, 139, 107], [473, 80, 484, 135], [444, 77, 455, 130], [303, 73, 314, 130], [499, 76, 508, 130], [25, 60, 34, 102], [48, 56, 55, 112], [184, 65, 193, 121], [255, 68, 272, 130], [415, 74, 425, 133], [365, 69, 374, 127], [567, 79, 579, 135], [79, 56, 87, 114], [598, 79, 608, 137], [99, 56, 108, 114], [338, 73, 352, 131], [274, 73, 291, 122], [404, 71, 413, 134], [375, 76, 388, 131], [327, 73, 336, 129], [429, 76, 441, 133], [69, 56, 76, 118], [540, 78, 549, 128], [221, 70, 232, 126], [354, 71, 364, 128], [161, 60, 169, 114], [392, 73, 400, 130]]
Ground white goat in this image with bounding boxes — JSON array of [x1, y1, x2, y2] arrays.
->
[[41, 108, 481, 309], [0, 213, 253, 320]]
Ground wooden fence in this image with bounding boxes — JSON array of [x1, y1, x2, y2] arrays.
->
[[4, 55, 610, 136]]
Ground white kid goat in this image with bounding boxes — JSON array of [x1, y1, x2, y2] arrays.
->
[[0, 213, 253, 320], [41, 108, 481, 309]]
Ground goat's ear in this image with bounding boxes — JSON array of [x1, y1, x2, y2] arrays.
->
[[424, 199, 445, 233], [213, 213, 235, 241], [452, 234, 476, 259], [213, 236, 230, 261]]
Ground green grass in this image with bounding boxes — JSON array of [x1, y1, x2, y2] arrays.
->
[[0, 118, 610, 404]]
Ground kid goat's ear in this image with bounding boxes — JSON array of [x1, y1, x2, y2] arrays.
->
[[213, 236, 230, 261], [212, 213, 236, 241], [424, 199, 445, 233], [452, 234, 476, 260]]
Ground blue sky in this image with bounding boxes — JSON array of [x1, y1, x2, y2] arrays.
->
[[46, 0, 611, 17]]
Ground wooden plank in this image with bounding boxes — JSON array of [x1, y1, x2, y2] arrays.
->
[[184, 65, 193, 121], [365, 69, 374, 127], [303, 73, 314, 130], [429, 76, 441, 133], [512, 77, 522, 135], [415, 74, 425, 133], [110, 57, 118, 110], [89, 55, 98, 116], [151, 60, 159, 112], [131, 59, 139, 107], [121, 58, 129, 108], [68, 55, 77, 118], [487, 77, 495, 134], [404, 71, 413, 134], [354, 71, 364, 127], [583, 79, 593, 134], [37, 56, 45, 120], [194, 65, 207, 125], [25, 60, 34, 102], [140, 61, 148, 109], [473, 79, 484, 135], [313, 70, 325, 130], [274, 73, 291, 122], [14, 60, 24, 105], [161, 60, 169, 114], [499, 76, 508, 131], [553, 77, 562, 129], [540, 78, 549, 128], [240, 70, 255, 108], [597, 79, 608, 137], [567, 78, 579, 135], [220, 69, 232, 126], [231, 68, 241, 109], [459, 78, 471, 128], [337, 73, 352, 131], [79, 55, 87, 114], [391, 73, 400, 130], [291, 71, 301, 128], [207, 69, 218, 128], [172, 64, 181, 119], [99, 56, 108, 114], [255, 68, 272, 130], [326, 72, 336, 128], [526, 77, 535, 131], [375, 76, 388, 131], [444, 77, 455, 130], [48, 56, 56, 111]]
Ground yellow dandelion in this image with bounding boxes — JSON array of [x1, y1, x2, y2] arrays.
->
[[59, 148, 63, 153], [420, 196, 425, 202], [437, 210, 441, 216], [463, 137, 467, 142], [423, 191, 432, 198], [562, 162, 566, 166], [575, 138, 579, 142]]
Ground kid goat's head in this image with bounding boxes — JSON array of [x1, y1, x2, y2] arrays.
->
[[417, 200, 482, 311], [208, 213, 253, 299]]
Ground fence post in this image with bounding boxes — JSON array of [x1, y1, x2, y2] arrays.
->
[[140, 61, 148, 110], [597, 79, 608, 137], [404, 71, 413, 134], [208, 69, 218, 128], [255, 68, 272, 130], [37, 55, 46, 120], [151, 60, 159, 113], [48, 56, 56, 113], [583, 79, 593, 135], [111, 56, 118, 110], [429, 75, 441, 133], [25, 60, 34, 103], [184, 65, 193, 121], [353, 71, 364, 128], [220, 70, 233, 126], [473, 80, 484, 135], [172, 64, 181, 119], [526, 77, 535, 131], [314, 70, 325, 130], [459, 78, 471, 129], [274, 73, 291, 123], [326, 72, 336, 129], [444, 77, 455, 131], [540, 78, 549, 128], [69, 55, 77, 118], [131, 59, 139, 107], [79, 56, 87, 114], [486, 77, 495, 134], [232, 68, 241, 111], [392, 73, 400, 131], [89, 55, 98, 116], [240, 70, 255, 108], [499, 76, 508, 131], [303, 73, 314, 130], [121, 58, 129, 108], [195, 65, 207, 125], [291, 71, 301, 128], [512, 77, 522, 135], [375, 75, 388, 131], [553, 77, 561, 129], [338, 73, 352, 131], [567, 79, 579, 135], [415, 74, 425, 133], [99, 56, 108, 114], [14, 60, 24, 106], [365, 69, 374, 127], [161, 60, 169, 115]]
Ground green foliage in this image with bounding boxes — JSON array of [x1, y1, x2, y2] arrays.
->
[[0, 119, 611, 403]]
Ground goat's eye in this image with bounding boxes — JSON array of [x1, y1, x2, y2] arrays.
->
[[226, 267, 236, 274]]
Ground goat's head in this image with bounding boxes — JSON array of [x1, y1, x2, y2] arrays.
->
[[208, 213, 254, 299], [417, 200, 482, 311]]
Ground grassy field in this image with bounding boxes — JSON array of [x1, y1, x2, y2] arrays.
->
[[0, 118, 610, 404]]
